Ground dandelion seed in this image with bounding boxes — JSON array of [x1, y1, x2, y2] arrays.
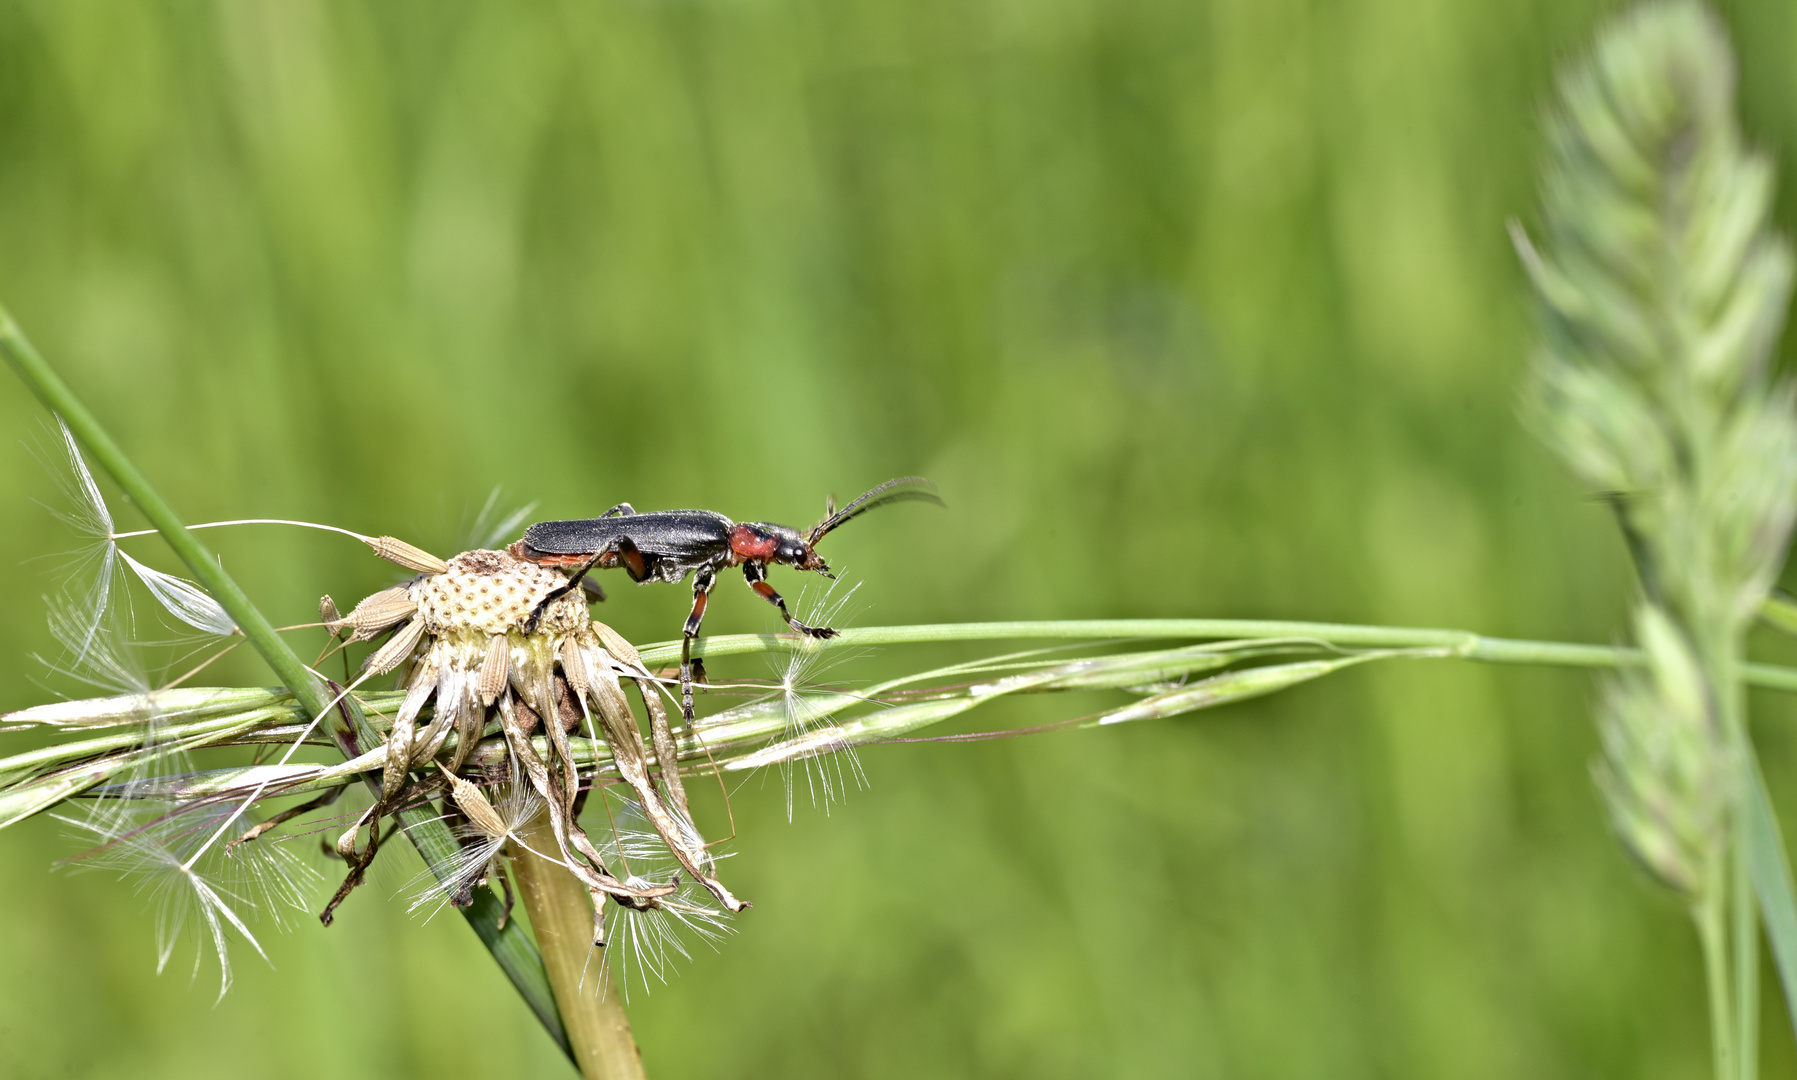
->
[[58, 801, 320, 999], [48, 418, 234, 644], [118, 553, 236, 636], [41, 596, 150, 698], [47, 419, 120, 663], [770, 580, 868, 816], [406, 764, 545, 919], [589, 800, 735, 998]]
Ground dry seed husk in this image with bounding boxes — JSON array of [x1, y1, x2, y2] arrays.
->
[[320, 595, 343, 635], [365, 616, 426, 676], [366, 536, 451, 575], [591, 620, 644, 669], [343, 586, 419, 642], [479, 635, 510, 705], [441, 767, 509, 839], [560, 637, 590, 695]]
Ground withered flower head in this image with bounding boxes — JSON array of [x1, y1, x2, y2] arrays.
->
[[332, 546, 745, 947]]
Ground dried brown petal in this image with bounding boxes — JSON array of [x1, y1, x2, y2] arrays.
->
[[381, 663, 438, 798], [365, 536, 450, 575], [641, 683, 692, 824], [585, 660, 746, 911], [336, 803, 376, 860], [498, 697, 672, 905]]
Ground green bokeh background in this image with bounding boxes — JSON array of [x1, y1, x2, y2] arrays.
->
[[5, 1, 1797, 1076]]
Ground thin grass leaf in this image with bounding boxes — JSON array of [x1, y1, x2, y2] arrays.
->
[[1745, 751, 1797, 1044], [1097, 653, 1403, 725], [3, 687, 288, 729]]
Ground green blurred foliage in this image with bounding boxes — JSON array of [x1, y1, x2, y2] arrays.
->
[[4, 0, 1797, 1076]]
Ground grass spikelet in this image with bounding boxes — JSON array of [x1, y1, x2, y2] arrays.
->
[[1515, 4, 1797, 1074]]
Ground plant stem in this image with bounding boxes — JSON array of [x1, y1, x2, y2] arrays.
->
[[332, 698, 574, 1059], [512, 812, 646, 1080], [1745, 753, 1797, 1042], [1737, 825, 1760, 1080], [652, 621, 1797, 691], [1701, 878, 1740, 1080], [0, 305, 572, 1051], [1718, 647, 1760, 1080]]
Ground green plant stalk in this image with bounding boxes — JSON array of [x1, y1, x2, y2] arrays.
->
[[1746, 752, 1797, 1041], [1700, 868, 1739, 1080], [26, 627, 1797, 815], [1725, 833, 1753, 1078], [0, 308, 320, 706], [0, 306, 573, 1056], [329, 694, 573, 1062], [657, 621, 1797, 691], [512, 812, 646, 1080], [1720, 652, 1759, 1080]]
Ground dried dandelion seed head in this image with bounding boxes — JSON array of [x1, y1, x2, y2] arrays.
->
[[336, 544, 746, 941], [342, 548, 604, 779], [412, 549, 589, 640]]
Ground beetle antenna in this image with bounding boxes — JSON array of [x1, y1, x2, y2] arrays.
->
[[805, 477, 943, 546]]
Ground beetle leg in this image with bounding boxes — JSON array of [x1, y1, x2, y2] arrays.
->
[[601, 503, 636, 518], [615, 535, 651, 581], [743, 561, 839, 639], [525, 547, 608, 632], [679, 569, 717, 723]]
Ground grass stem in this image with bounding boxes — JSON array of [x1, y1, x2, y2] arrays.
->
[[512, 812, 645, 1080], [654, 621, 1797, 692], [1701, 879, 1740, 1080]]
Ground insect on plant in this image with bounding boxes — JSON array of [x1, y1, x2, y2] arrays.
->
[[512, 477, 944, 721]]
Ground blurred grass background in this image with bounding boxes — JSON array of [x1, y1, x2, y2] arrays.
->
[[5, 0, 1797, 1076]]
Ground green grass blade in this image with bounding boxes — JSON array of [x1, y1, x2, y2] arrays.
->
[[1745, 749, 1797, 1042]]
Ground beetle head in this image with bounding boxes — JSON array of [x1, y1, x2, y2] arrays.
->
[[744, 523, 832, 577], [739, 479, 940, 579]]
